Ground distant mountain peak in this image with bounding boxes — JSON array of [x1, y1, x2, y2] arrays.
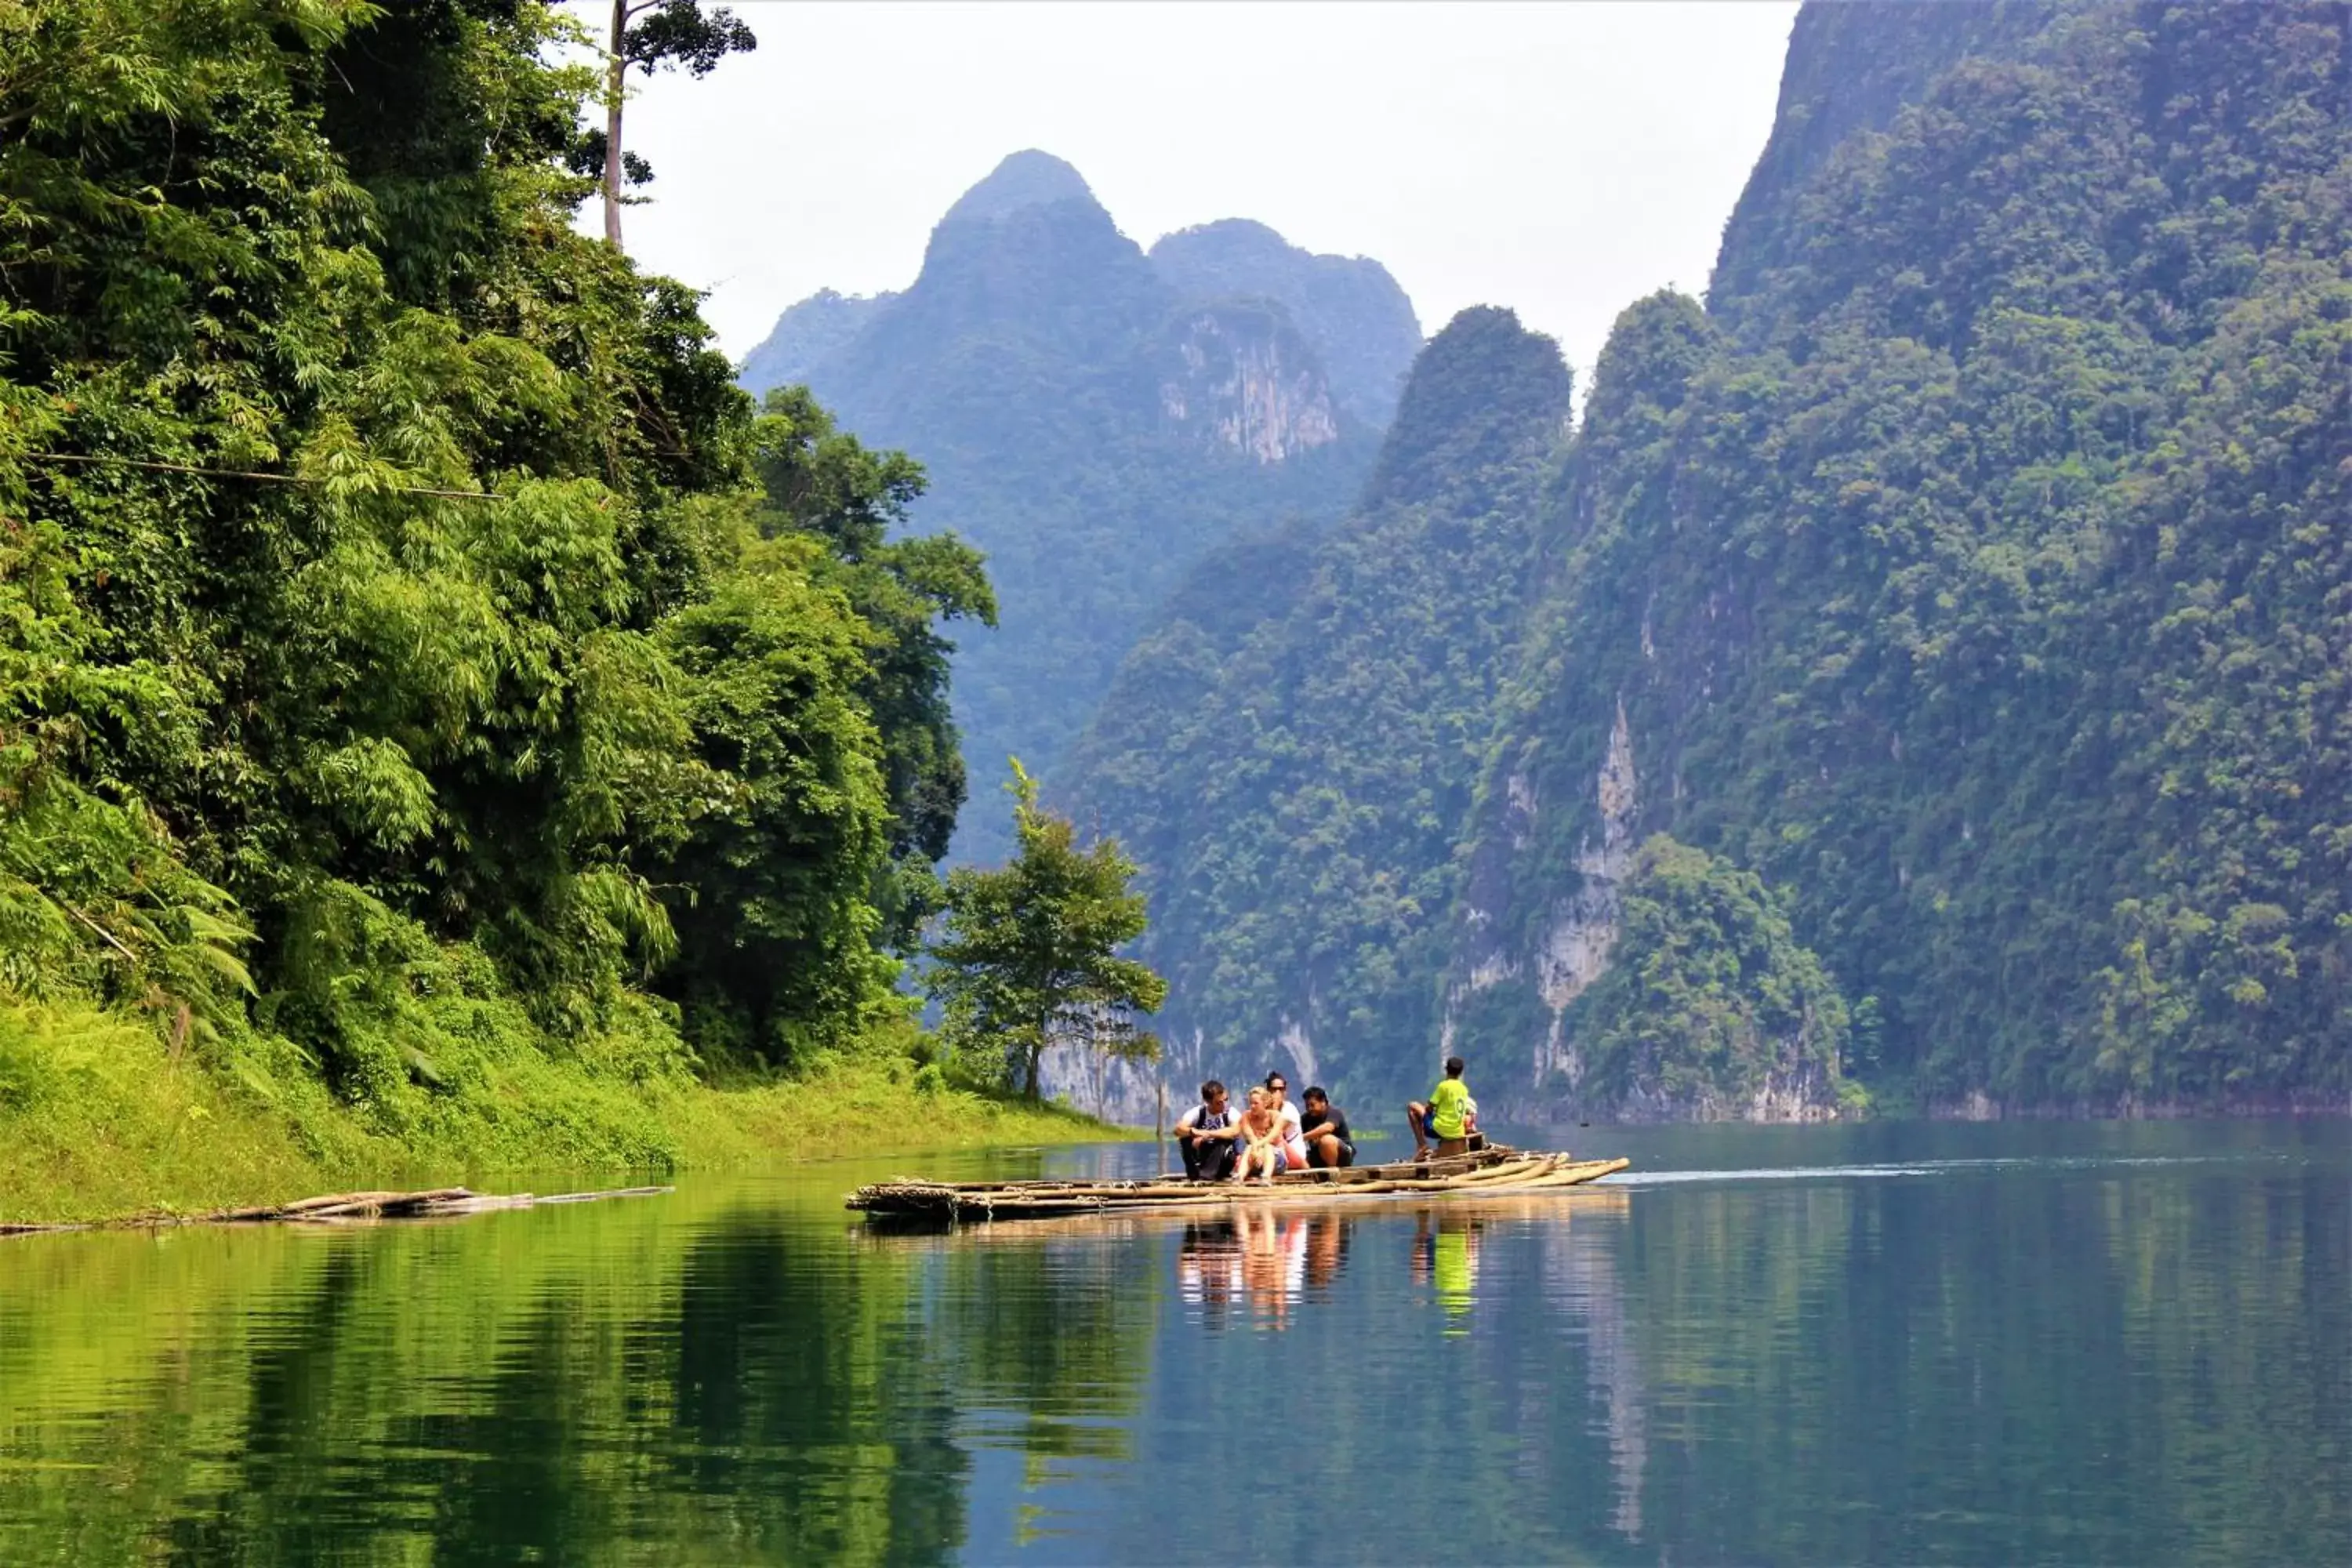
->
[[1366, 306, 1570, 507], [942, 150, 1098, 225]]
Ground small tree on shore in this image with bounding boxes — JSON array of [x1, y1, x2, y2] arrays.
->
[[927, 760, 1166, 1100]]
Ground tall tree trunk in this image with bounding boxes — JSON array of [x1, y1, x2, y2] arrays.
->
[[602, 0, 626, 246]]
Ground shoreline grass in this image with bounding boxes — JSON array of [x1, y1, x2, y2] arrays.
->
[[0, 998, 1134, 1227]]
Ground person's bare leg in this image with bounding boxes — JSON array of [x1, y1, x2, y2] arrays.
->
[[1408, 1102, 1431, 1160]]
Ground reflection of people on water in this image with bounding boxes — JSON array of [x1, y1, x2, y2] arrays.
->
[[1242, 1213, 1298, 1316], [1412, 1212, 1485, 1333], [1178, 1221, 1243, 1318], [1301, 1214, 1349, 1294], [1232, 1204, 1308, 1323], [1181, 1210, 1324, 1327]]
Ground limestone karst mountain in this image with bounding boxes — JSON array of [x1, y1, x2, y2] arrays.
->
[[1055, 307, 1576, 1117], [737, 152, 1421, 859], [1059, 0, 2349, 1119], [736, 288, 894, 397]]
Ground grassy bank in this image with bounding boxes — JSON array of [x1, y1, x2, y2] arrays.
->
[[0, 998, 1129, 1226]]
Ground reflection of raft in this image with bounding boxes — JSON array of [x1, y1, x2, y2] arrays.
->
[[846, 1145, 1628, 1224]]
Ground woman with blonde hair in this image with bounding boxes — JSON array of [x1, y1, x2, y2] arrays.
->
[[1232, 1086, 1284, 1184]]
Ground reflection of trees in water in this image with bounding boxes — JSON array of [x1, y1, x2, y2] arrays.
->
[[667, 1217, 971, 1564], [0, 1190, 1159, 1566], [2, 1152, 2343, 1564], [918, 1229, 1160, 1465], [1597, 1160, 2350, 1564]]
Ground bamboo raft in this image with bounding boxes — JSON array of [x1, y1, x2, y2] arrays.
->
[[853, 1184, 1635, 1250], [847, 1144, 1628, 1224]]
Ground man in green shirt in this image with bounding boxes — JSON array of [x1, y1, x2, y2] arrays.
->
[[1407, 1055, 1479, 1161]]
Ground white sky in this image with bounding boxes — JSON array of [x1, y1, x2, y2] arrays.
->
[[614, 1, 1799, 386]]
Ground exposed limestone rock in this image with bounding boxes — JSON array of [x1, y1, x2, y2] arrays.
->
[[1149, 217, 1422, 429], [1534, 699, 1639, 1086], [1161, 307, 1340, 463], [1441, 699, 1640, 1094], [1276, 1017, 1319, 1088], [1040, 1014, 1324, 1126]]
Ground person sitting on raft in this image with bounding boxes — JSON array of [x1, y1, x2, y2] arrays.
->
[[1407, 1055, 1479, 1161], [1299, 1087, 1355, 1168], [1173, 1080, 1241, 1181], [1263, 1071, 1311, 1174], [1232, 1086, 1286, 1184]]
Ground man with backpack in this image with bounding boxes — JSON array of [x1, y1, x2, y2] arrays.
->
[[1173, 1080, 1243, 1181]]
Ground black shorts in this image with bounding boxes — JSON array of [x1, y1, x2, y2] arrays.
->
[[1183, 1136, 1237, 1181]]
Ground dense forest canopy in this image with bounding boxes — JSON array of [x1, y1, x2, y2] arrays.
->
[[1065, 0, 2349, 1117], [0, 0, 986, 1152]]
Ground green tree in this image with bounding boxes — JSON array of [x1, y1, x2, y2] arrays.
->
[[1563, 837, 1850, 1120], [747, 387, 997, 949], [591, 0, 756, 246], [927, 761, 1166, 1100]]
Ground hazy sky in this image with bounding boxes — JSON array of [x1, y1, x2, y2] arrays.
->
[[617, 1, 1800, 385]]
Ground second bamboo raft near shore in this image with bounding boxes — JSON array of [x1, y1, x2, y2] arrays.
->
[[847, 1145, 1628, 1223]]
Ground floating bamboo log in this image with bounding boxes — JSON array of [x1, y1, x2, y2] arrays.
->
[[0, 1184, 673, 1237]]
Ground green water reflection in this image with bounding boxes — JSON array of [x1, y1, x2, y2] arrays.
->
[[0, 1122, 2343, 1564]]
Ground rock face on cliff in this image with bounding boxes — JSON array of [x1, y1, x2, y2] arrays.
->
[[1159, 302, 1341, 463], [1064, 1, 2350, 1120], [738, 152, 1417, 858], [1149, 218, 1424, 429]]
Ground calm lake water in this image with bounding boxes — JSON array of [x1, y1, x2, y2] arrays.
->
[[0, 1120, 2343, 1565]]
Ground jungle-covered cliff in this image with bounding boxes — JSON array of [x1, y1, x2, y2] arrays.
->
[[739, 152, 1424, 859], [1058, 307, 1573, 1109], [1065, 0, 2350, 1120]]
